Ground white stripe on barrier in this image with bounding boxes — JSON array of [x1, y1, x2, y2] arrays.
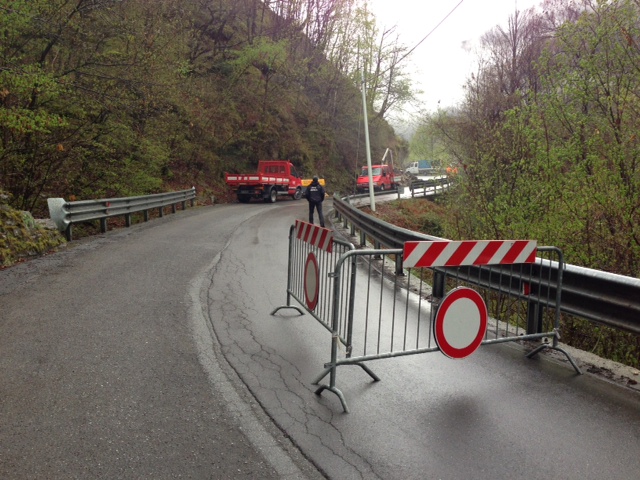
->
[[295, 220, 333, 253], [403, 240, 537, 268]]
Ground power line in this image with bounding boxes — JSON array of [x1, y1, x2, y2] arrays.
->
[[398, 0, 465, 64]]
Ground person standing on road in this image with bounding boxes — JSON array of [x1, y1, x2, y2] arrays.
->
[[304, 176, 325, 227]]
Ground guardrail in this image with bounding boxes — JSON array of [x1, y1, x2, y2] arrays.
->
[[409, 176, 451, 197], [47, 187, 196, 241], [332, 194, 640, 335]]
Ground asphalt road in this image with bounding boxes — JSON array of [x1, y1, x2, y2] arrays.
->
[[0, 203, 324, 480], [2, 200, 640, 479]]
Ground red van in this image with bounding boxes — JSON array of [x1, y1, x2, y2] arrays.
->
[[356, 164, 397, 192]]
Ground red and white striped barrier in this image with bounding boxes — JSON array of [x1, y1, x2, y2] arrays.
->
[[403, 240, 537, 268], [295, 220, 333, 252]]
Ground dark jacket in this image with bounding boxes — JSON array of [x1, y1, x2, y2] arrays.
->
[[305, 180, 325, 203]]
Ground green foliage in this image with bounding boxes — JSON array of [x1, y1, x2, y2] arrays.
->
[[0, 0, 407, 215], [367, 198, 447, 238], [414, 0, 640, 368], [563, 318, 640, 369], [0, 189, 65, 267], [435, 0, 640, 276]]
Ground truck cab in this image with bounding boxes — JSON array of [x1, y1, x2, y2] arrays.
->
[[356, 164, 396, 192], [406, 160, 434, 176]]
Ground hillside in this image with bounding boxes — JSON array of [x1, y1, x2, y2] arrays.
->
[[0, 0, 403, 218]]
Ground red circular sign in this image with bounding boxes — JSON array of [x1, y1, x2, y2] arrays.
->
[[304, 252, 320, 310], [434, 287, 488, 359]]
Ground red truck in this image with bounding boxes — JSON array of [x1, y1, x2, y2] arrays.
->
[[356, 164, 397, 192], [225, 160, 304, 203]]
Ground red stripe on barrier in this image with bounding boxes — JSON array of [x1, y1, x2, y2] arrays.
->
[[473, 241, 503, 266], [295, 220, 306, 241], [303, 224, 312, 243], [445, 241, 476, 267], [319, 230, 331, 252], [295, 220, 333, 253], [525, 248, 537, 263], [403, 241, 420, 260], [310, 225, 319, 246], [501, 240, 529, 264], [414, 242, 448, 268]]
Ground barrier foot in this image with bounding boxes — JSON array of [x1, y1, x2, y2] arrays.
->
[[354, 361, 381, 382], [526, 344, 583, 375], [270, 305, 304, 316], [315, 384, 349, 413]]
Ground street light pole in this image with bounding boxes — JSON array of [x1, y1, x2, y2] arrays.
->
[[361, 67, 375, 212]]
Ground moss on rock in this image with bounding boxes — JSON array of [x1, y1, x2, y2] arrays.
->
[[0, 192, 66, 268]]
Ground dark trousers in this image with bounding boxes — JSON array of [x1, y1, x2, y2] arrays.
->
[[308, 201, 325, 227]]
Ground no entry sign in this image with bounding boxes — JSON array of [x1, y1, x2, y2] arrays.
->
[[434, 287, 488, 359], [304, 252, 320, 310]]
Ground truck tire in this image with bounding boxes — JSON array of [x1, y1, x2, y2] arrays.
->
[[264, 187, 277, 203], [293, 187, 302, 200]]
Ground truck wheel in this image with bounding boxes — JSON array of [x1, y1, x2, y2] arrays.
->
[[293, 188, 302, 200], [238, 195, 250, 203], [380, 184, 385, 191], [265, 187, 277, 203]]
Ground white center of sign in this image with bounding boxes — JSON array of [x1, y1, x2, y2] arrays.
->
[[442, 297, 481, 349]]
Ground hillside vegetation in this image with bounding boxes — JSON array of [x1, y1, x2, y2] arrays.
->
[[0, 190, 65, 268], [413, 0, 640, 279], [408, 0, 640, 367], [0, 0, 409, 216]]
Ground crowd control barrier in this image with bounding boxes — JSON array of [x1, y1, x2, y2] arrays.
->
[[271, 220, 357, 340], [273, 224, 581, 413]]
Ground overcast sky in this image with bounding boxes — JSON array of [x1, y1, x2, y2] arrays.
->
[[368, 0, 541, 116]]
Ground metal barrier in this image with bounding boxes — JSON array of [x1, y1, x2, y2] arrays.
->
[[333, 194, 640, 335], [271, 220, 357, 409], [271, 220, 356, 335], [274, 226, 580, 413], [47, 187, 196, 240], [409, 176, 451, 197]]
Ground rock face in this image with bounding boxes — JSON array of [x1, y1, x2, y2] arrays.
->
[[0, 193, 66, 268]]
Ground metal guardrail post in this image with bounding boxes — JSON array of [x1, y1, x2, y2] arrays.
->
[[433, 270, 446, 298], [526, 282, 542, 335]]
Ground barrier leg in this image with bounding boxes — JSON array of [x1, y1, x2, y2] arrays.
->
[[271, 304, 304, 315], [315, 384, 349, 413], [314, 334, 351, 413], [526, 331, 582, 374], [353, 362, 381, 382], [271, 225, 305, 316]]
